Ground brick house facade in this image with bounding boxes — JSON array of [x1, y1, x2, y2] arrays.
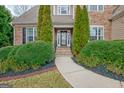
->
[[12, 5, 114, 48]]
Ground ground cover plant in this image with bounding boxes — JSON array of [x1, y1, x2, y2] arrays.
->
[[0, 41, 54, 74], [77, 40, 124, 76]]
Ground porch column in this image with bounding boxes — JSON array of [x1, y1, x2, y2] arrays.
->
[[52, 27, 55, 49], [73, 5, 75, 19], [67, 30, 71, 47], [57, 31, 61, 48]]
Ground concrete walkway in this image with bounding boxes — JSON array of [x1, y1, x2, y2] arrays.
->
[[55, 56, 124, 88]]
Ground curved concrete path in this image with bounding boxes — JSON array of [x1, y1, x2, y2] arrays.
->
[[55, 56, 124, 88]]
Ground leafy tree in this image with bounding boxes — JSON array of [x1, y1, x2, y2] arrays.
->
[[0, 5, 13, 47], [37, 5, 52, 42], [72, 5, 89, 56]]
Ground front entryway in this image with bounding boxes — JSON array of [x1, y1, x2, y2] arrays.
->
[[56, 30, 71, 48], [61, 31, 67, 46]]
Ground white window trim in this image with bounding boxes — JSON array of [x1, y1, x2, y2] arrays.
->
[[87, 5, 104, 12], [90, 25, 104, 40], [57, 5, 71, 15], [26, 27, 36, 43], [73, 5, 74, 19], [53, 5, 56, 15]]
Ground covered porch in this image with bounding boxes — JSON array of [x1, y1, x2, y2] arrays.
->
[[53, 27, 73, 49]]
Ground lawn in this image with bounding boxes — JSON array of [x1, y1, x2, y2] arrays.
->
[[0, 69, 71, 88]]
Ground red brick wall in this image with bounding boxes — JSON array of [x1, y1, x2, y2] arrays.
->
[[89, 5, 113, 40], [13, 5, 114, 45], [14, 25, 23, 45], [13, 24, 36, 45]]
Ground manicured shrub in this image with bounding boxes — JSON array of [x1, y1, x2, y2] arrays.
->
[[0, 46, 13, 61], [0, 46, 18, 73], [77, 55, 101, 68], [0, 41, 55, 74], [77, 40, 124, 76], [13, 41, 54, 70]]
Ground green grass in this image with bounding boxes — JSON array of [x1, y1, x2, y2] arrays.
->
[[0, 70, 71, 88]]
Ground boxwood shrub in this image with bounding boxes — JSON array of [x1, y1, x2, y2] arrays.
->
[[77, 40, 124, 76], [0, 46, 13, 62], [0, 41, 55, 74]]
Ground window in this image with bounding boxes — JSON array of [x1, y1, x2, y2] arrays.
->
[[90, 26, 104, 40], [57, 5, 70, 15], [98, 5, 104, 11], [87, 5, 104, 12], [90, 5, 97, 11], [26, 27, 36, 43]]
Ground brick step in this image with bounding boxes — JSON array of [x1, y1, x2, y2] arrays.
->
[[56, 48, 72, 56]]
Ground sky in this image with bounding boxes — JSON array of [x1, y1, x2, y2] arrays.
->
[[5, 5, 34, 16], [6, 5, 16, 16]]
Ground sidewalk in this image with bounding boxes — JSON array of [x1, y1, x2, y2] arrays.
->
[[55, 56, 124, 88]]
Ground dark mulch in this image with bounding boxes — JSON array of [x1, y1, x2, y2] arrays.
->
[[72, 57, 124, 82], [0, 62, 56, 81]]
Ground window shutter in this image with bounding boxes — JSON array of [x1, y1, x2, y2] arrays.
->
[[22, 28, 26, 44]]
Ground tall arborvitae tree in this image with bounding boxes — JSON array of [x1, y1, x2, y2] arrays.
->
[[37, 5, 52, 42], [0, 5, 13, 47], [72, 5, 90, 56], [80, 5, 90, 48], [37, 5, 44, 40], [72, 5, 82, 56]]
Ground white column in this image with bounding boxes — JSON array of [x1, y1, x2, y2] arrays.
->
[[67, 32, 71, 47], [73, 5, 75, 19], [57, 31, 61, 47], [53, 5, 56, 15]]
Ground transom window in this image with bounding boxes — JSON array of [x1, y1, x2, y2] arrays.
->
[[90, 26, 104, 40], [57, 5, 70, 15], [26, 27, 36, 43], [87, 5, 104, 12]]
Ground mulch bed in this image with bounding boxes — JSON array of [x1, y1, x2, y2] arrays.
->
[[72, 57, 124, 82], [0, 62, 56, 81]]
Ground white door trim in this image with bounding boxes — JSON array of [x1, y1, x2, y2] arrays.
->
[[56, 30, 71, 48]]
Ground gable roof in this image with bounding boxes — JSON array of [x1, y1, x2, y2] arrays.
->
[[12, 5, 74, 26], [12, 6, 39, 25], [111, 5, 124, 21]]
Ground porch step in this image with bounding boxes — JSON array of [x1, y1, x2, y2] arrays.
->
[[56, 48, 72, 56]]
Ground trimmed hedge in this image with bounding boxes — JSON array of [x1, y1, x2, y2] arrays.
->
[[0, 46, 13, 61], [0, 41, 55, 74], [77, 40, 124, 76]]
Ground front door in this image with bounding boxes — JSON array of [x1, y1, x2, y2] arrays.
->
[[57, 30, 71, 48], [61, 31, 67, 46]]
